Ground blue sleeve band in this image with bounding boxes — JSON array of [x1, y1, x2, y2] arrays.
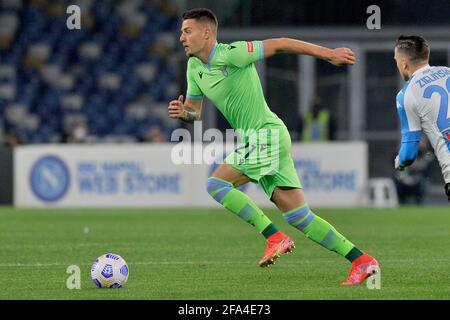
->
[[186, 94, 204, 100], [258, 41, 265, 60], [401, 130, 421, 142], [398, 140, 420, 167]]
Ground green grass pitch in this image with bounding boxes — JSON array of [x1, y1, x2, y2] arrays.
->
[[0, 206, 449, 300]]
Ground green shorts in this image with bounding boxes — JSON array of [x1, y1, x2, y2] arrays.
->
[[225, 126, 302, 199]]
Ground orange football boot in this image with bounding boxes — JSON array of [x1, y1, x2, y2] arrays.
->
[[341, 253, 380, 286], [258, 232, 295, 267]]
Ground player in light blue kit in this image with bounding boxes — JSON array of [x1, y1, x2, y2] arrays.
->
[[393, 35, 450, 202]]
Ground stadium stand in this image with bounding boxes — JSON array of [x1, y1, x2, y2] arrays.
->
[[0, 0, 179, 144]]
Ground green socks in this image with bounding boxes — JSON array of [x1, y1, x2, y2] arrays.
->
[[207, 177, 364, 262], [206, 177, 278, 238], [283, 204, 363, 262]]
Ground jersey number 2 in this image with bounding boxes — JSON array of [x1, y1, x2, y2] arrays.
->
[[423, 77, 450, 133]]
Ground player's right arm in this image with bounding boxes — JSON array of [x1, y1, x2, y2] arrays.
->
[[394, 89, 422, 170], [168, 59, 204, 123], [168, 95, 202, 123]]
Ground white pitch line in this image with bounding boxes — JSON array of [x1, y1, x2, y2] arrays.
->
[[0, 258, 449, 268], [0, 261, 243, 268]]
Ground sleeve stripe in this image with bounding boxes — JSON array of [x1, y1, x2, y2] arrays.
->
[[397, 91, 410, 132], [398, 140, 420, 167], [258, 41, 265, 60], [187, 94, 204, 100], [397, 78, 417, 133], [401, 130, 422, 142]]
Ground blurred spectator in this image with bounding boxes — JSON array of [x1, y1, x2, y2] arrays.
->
[[2, 131, 24, 147], [393, 138, 434, 205], [67, 120, 89, 143], [141, 125, 167, 143], [299, 96, 336, 141], [0, 1, 179, 144]]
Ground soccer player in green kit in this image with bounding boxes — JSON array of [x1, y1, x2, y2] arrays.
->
[[168, 8, 379, 285]]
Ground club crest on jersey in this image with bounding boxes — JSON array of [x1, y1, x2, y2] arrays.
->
[[445, 131, 450, 140], [198, 71, 203, 79], [220, 66, 228, 77]]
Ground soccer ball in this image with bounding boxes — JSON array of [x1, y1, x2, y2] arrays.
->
[[91, 253, 129, 288]]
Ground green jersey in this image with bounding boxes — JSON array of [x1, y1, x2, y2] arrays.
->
[[186, 41, 285, 134]]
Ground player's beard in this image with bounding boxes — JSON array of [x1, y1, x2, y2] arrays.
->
[[403, 71, 409, 81], [184, 47, 194, 58], [402, 70, 410, 81]]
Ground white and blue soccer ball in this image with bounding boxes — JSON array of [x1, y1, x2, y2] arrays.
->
[[91, 253, 129, 288]]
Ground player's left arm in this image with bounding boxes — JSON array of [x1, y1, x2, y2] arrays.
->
[[262, 38, 355, 66], [224, 38, 355, 68], [394, 92, 422, 171], [224, 41, 266, 68]]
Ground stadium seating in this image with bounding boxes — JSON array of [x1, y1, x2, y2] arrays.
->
[[0, 0, 179, 144]]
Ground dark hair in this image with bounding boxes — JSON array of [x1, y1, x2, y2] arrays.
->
[[395, 35, 430, 64], [182, 8, 218, 29]]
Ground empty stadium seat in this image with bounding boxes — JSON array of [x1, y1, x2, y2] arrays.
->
[[0, 0, 179, 144]]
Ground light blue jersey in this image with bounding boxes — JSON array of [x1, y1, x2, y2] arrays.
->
[[396, 65, 450, 183]]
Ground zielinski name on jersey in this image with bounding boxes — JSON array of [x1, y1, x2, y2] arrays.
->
[[415, 68, 450, 88]]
